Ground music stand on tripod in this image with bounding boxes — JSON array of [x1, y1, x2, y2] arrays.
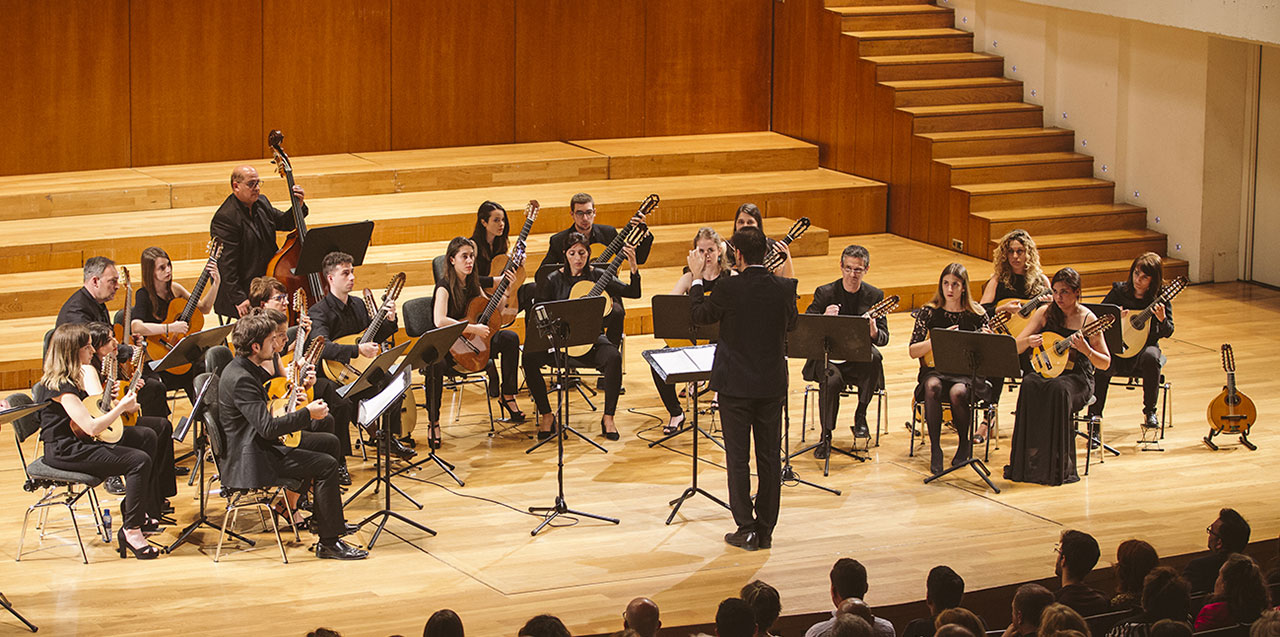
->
[[0, 400, 48, 633], [148, 323, 235, 374], [925, 328, 1019, 494], [525, 296, 620, 535], [387, 323, 469, 487], [786, 314, 873, 476], [647, 295, 724, 450], [339, 340, 414, 506]]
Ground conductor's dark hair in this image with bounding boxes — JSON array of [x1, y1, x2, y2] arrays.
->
[[741, 580, 782, 633], [730, 226, 768, 266], [831, 557, 870, 600], [715, 597, 757, 637]]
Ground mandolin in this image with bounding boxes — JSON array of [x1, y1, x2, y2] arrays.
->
[[76, 345, 145, 443], [593, 194, 658, 266], [451, 246, 527, 373], [323, 273, 405, 384], [113, 266, 136, 378], [487, 200, 539, 327], [145, 239, 221, 375], [565, 225, 649, 357], [271, 336, 325, 448], [1028, 314, 1114, 379], [995, 294, 1051, 338], [1116, 276, 1187, 359], [266, 129, 326, 318], [763, 217, 810, 272], [1204, 344, 1257, 450]]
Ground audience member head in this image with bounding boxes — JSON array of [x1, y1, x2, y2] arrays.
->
[[610, 631, 641, 637], [926, 566, 966, 614], [838, 598, 874, 625], [935, 607, 984, 637], [1210, 508, 1251, 554], [306, 629, 342, 637], [1140, 567, 1191, 622], [519, 614, 570, 637], [623, 597, 661, 637], [1251, 609, 1280, 637], [1013, 584, 1056, 634], [1056, 530, 1101, 582], [1037, 604, 1089, 637], [1114, 540, 1160, 600], [1215, 553, 1271, 624], [423, 609, 464, 637], [741, 581, 780, 635], [830, 558, 871, 605], [1150, 620, 1193, 637], [829, 613, 873, 637], [729, 226, 767, 267], [935, 624, 976, 637], [715, 597, 757, 637]]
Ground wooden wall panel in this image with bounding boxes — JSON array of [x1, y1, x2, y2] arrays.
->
[[262, 0, 392, 157], [130, 0, 263, 166], [643, 0, 771, 136], [770, 0, 812, 139], [391, 0, 516, 149], [0, 0, 131, 176], [514, 0, 646, 142]]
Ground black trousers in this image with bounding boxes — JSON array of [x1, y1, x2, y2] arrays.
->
[[278, 430, 345, 542], [719, 394, 783, 541], [45, 425, 162, 528], [1090, 344, 1162, 416], [816, 348, 883, 434], [311, 377, 352, 458], [423, 329, 520, 422], [523, 335, 623, 416], [138, 375, 171, 418], [134, 416, 177, 499]]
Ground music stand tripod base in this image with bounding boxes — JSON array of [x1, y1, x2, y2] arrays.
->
[[785, 314, 875, 476]]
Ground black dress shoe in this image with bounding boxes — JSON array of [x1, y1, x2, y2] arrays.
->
[[380, 435, 417, 460], [757, 535, 772, 550], [315, 538, 368, 560], [853, 414, 871, 439], [1143, 412, 1159, 429], [930, 454, 944, 476], [337, 464, 352, 486], [601, 421, 620, 441], [724, 530, 759, 551], [813, 441, 830, 460], [537, 429, 553, 441], [399, 435, 417, 448], [105, 475, 126, 496], [173, 465, 190, 477], [161, 499, 174, 515]]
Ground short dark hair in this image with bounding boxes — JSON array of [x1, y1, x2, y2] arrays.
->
[[927, 566, 966, 610], [1140, 567, 1191, 622], [231, 314, 278, 354], [518, 614, 569, 637], [423, 608, 464, 637], [841, 244, 870, 268], [1013, 584, 1055, 629], [1218, 508, 1251, 553], [254, 306, 288, 326], [1149, 619, 1193, 637], [570, 192, 594, 210], [741, 580, 781, 633], [830, 613, 873, 637], [83, 256, 115, 282], [249, 276, 288, 307], [831, 557, 870, 600], [730, 226, 768, 267], [322, 251, 354, 277], [1059, 530, 1101, 579], [714, 597, 756, 637]]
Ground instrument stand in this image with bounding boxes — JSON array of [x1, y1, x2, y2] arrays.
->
[[780, 392, 841, 495], [646, 295, 725, 452], [1203, 428, 1257, 451], [923, 329, 1020, 494], [525, 298, 619, 535], [786, 314, 874, 475]]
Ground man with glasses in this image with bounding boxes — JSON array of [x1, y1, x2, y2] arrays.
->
[[1185, 508, 1251, 592], [801, 244, 889, 458], [210, 165, 307, 321]]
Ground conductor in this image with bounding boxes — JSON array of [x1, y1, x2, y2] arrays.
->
[[689, 226, 797, 551]]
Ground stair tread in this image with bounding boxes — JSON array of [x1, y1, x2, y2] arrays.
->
[[569, 131, 814, 158], [956, 177, 1114, 195], [936, 152, 1093, 169], [899, 102, 1041, 116], [880, 77, 1022, 90], [842, 28, 971, 40], [1063, 257, 1188, 273], [863, 52, 1002, 65], [972, 203, 1145, 220], [829, 5, 952, 15], [918, 127, 1072, 142], [1022, 228, 1168, 247]]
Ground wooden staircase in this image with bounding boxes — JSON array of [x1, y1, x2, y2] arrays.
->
[[821, 0, 1188, 283]]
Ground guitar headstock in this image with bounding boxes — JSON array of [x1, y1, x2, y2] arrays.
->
[[525, 200, 540, 223], [362, 288, 377, 314], [304, 336, 326, 365], [1222, 344, 1235, 374], [867, 294, 900, 319], [268, 129, 292, 178], [1164, 275, 1189, 299], [384, 272, 407, 302], [623, 223, 649, 247], [118, 265, 131, 294], [292, 288, 307, 315], [989, 311, 1011, 332], [207, 238, 224, 261], [1086, 314, 1116, 336], [786, 217, 811, 242], [637, 194, 660, 219]]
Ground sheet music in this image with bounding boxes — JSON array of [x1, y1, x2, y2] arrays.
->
[[685, 344, 717, 370], [357, 367, 410, 427], [649, 350, 700, 376]]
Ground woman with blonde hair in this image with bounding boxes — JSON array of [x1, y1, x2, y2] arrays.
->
[[1038, 603, 1091, 637]]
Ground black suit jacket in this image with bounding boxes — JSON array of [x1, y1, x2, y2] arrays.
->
[[690, 265, 797, 398], [802, 280, 890, 381], [209, 193, 306, 317], [307, 292, 398, 367], [216, 355, 311, 489], [56, 287, 111, 326], [538, 223, 654, 273]]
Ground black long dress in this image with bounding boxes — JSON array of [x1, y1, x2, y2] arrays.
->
[[1003, 320, 1094, 486]]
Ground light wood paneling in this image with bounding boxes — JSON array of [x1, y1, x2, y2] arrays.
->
[[390, 0, 516, 149], [262, 0, 392, 156], [130, 0, 264, 166], [0, 0, 131, 176], [514, 0, 646, 142]]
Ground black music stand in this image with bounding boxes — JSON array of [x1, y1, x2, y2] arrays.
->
[[647, 295, 724, 450], [786, 314, 873, 475], [644, 345, 731, 523], [294, 221, 375, 274], [340, 341, 414, 505], [924, 329, 1019, 494], [0, 399, 44, 633], [148, 323, 235, 374], [388, 323, 468, 487], [1082, 303, 1126, 454], [525, 296, 620, 535]]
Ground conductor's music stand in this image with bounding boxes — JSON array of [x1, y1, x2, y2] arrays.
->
[[786, 314, 873, 475], [148, 323, 235, 374], [925, 328, 1019, 494], [0, 400, 45, 633], [388, 323, 469, 487], [525, 296, 620, 535], [647, 295, 724, 450]]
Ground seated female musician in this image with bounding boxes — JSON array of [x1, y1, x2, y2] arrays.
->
[[430, 237, 526, 448], [1004, 267, 1110, 486], [978, 229, 1050, 443], [131, 246, 221, 404], [651, 227, 734, 435], [33, 324, 165, 559], [733, 203, 794, 278], [470, 200, 510, 290], [908, 264, 991, 475], [523, 233, 640, 441], [1089, 252, 1173, 429]]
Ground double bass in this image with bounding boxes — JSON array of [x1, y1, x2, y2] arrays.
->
[[266, 130, 326, 320]]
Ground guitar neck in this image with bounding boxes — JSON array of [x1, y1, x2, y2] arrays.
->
[[586, 252, 628, 298], [180, 265, 214, 322]]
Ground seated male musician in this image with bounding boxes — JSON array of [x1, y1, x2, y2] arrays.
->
[[218, 313, 366, 560], [210, 165, 306, 320], [802, 245, 889, 458], [306, 252, 414, 460]]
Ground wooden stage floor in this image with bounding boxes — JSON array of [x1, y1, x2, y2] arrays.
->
[[1, 281, 1277, 636]]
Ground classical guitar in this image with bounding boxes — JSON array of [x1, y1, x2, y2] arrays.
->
[[1204, 344, 1257, 450], [565, 225, 649, 357], [271, 336, 325, 448], [763, 217, 810, 272], [323, 273, 406, 384], [487, 200, 539, 327], [113, 266, 136, 378], [451, 246, 527, 373], [76, 345, 145, 444], [832, 295, 900, 364], [995, 293, 1051, 337], [922, 308, 1008, 368], [593, 194, 658, 266], [145, 239, 221, 375], [1116, 276, 1188, 359], [266, 129, 326, 315], [1028, 314, 1115, 379]]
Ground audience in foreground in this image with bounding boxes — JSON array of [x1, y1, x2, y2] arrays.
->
[[623, 597, 661, 637], [715, 597, 758, 637], [519, 614, 571, 637], [936, 607, 987, 637], [1004, 584, 1057, 637], [423, 609, 464, 637], [1186, 509, 1251, 593], [806, 558, 895, 637], [1055, 530, 1111, 617], [1112, 540, 1161, 612], [1195, 554, 1272, 631], [903, 566, 967, 637], [1105, 567, 1192, 637], [741, 580, 782, 637], [1038, 603, 1090, 637]]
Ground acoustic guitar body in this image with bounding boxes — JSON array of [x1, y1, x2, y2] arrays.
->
[[565, 280, 614, 358], [268, 395, 304, 448], [78, 386, 132, 444], [996, 297, 1042, 337], [1028, 334, 1070, 379], [1116, 315, 1152, 360], [323, 335, 371, 385], [146, 305, 205, 376]]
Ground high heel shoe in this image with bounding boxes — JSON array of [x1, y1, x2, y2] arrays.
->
[[117, 528, 159, 560], [601, 420, 620, 441], [427, 423, 442, 450], [500, 397, 527, 423], [663, 413, 685, 436], [537, 416, 558, 440]]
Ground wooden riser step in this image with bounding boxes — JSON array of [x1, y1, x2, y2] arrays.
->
[[903, 102, 1045, 134], [938, 152, 1095, 185], [832, 5, 956, 31], [883, 77, 1024, 107], [569, 132, 817, 179], [919, 127, 1075, 158], [0, 169, 884, 275], [826, 0, 935, 7], [967, 203, 1148, 251], [953, 178, 1115, 212], [1001, 229, 1169, 266], [866, 52, 1005, 82], [1069, 258, 1190, 291], [843, 28, 975, 56]]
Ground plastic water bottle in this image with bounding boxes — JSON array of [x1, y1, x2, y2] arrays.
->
[[102, 508, 112, 539]]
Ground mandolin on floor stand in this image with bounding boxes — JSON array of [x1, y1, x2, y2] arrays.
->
[[1204, 343, 1257, 450]]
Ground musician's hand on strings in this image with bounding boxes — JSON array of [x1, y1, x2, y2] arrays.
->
[[824, 304, 840, 316], [206, 261, 221, 285], [775, 241, 791, 263], [120, 391, 140, 415], [306, 399, 329, 420], [628, 212, 645, 227], [464, 323, 491, 339], [1027, 333, 1044, 349], [686, 249, 706, 280], [996, 300, 1022, 315], [298, 313, 312, 331], [1070, 333, 1091, 354], [623, 246, 638, 274], [1153, 304, 1167, 322], [357, 343, 380, 358], [169, 320, 190, 335], [301, 365, 317, 389], [385, 300, 397, 323], [291, 184, 306, 203]]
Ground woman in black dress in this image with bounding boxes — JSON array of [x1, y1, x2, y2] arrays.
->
[[34, 323, 165, 559], [908, 263, 991, 474], [1004, 268, 1111, 486], [523, 232, 640, 440], [131, 246, 221, 403], [1089, 252, 1173, 429]]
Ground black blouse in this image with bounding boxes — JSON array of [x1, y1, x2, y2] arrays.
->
[[537, 268, 641, 303], [33, 381, 88, 445], [133, 288, 174, 324], [911, 306, 990, 370]]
